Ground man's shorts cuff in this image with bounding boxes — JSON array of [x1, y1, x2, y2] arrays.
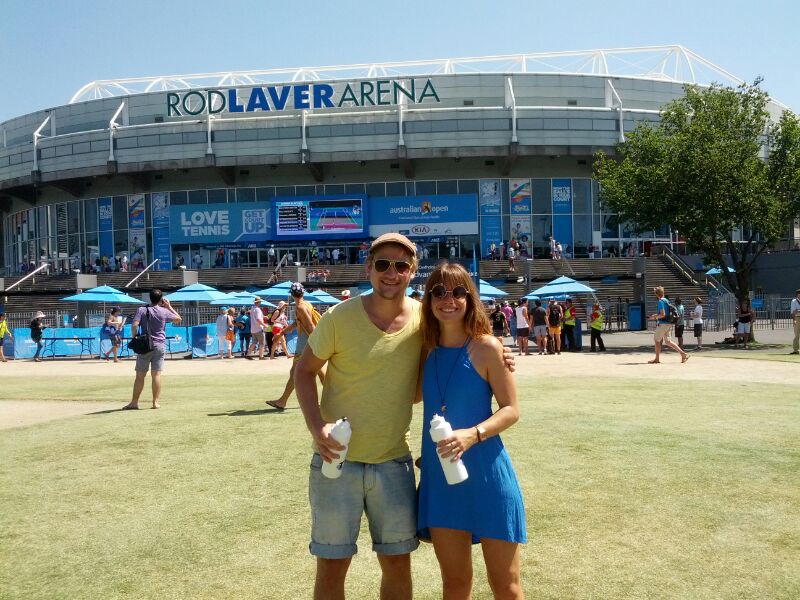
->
[[309, 542, 358, 559], [372, 537, 420, 556]]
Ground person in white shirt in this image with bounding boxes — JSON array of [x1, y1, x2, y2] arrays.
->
[[215, 307, 234, 359], [193, 252, 203, 269], [790, 288, 800, 355], [332, 248, 340, 264], [692, 297, 704, 351], [247, 298, 267, 360]]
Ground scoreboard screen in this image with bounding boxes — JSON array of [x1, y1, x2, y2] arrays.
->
[[273, 195, 367, 240]]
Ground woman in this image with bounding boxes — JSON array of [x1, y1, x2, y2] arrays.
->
[[735, 299, 754, 349], [692, 297, 704, 351], [101, 307, 124, 362], [269, 301, 292, 359], [215, 306, 234, 359], [417, 262, 526, 600], [30, 311, 46, 362], [589, 303, 606, 351]]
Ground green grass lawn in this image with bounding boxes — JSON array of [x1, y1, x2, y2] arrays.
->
[[1, 374, 799, 599]]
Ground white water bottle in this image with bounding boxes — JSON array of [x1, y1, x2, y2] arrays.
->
[[429, 414, 469, 485], [321, 418, 352, 479]]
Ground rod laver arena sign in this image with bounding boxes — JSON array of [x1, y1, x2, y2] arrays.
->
[[167, 79, 440, 116]]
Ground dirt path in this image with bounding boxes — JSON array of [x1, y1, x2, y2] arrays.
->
[[1, 341, 797, 430]]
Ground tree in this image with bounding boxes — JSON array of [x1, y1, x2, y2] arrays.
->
[[594, 80, 800, 303]]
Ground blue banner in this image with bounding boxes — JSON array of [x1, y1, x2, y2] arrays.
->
[[170, 202, 272, 245], [98, 197, 114, 259], [368, 194, 478, 237], [480, 215, 503, 259], [152, 192, 171, 270], [479, 180, 502, 215], [552, 179, 573, 215]]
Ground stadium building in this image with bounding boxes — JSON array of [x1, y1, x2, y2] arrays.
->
[[2, 45, 792, 278]]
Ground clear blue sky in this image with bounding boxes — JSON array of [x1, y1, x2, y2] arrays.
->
[[1, 0, 798, 124]]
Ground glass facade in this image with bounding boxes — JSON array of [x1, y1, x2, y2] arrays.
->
[[4, 177, 672, 274]]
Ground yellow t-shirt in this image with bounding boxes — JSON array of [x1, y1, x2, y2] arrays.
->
[[308, 297, 422, 464], [0, 320, 9, 339]]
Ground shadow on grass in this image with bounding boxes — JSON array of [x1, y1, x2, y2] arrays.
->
[[207, 407, 292, 416]]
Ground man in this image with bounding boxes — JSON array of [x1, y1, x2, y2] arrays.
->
[[123, 289, 181, 410], [332, 248, 340, 264], [589, 303, 606, 352], [507, 243, 516, 271], [531, 299, 548, 355], [266, 282, 324, 411], [791, 288, 800, 355], [648, 286, 689, 364], [268, 245, 276, 266], [192, 252, 203, 269], [0, 311, 12, 363], [546, 300, 563, 355], [515, 298, 531, 355], [561, 298, 577, 352], [490, 303, 509, 343], [295, 232, 514, 599], [246, 297, 267, 360]]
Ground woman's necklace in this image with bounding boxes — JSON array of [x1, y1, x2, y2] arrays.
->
[[434, 336, 471, 414]]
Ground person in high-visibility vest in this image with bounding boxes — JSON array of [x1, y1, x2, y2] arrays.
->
[[561, 299, 578, 352], [589, 303, 606, 352]]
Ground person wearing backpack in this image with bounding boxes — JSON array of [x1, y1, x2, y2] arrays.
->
[[648, 286, 689, 364], [546, 300, 563, 355], [266, 282, 325, 411]]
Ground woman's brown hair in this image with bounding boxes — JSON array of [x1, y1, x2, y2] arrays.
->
[[420, 261, 490, 349]]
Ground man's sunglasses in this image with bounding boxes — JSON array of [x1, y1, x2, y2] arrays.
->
[[429, 284, 468, 300], [374, 259, 412, 274]]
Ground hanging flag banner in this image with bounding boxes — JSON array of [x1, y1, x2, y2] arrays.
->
[[479, 179, 502, 216], [510, 215, 532, 257], [98, 197, 113, 260], [480, 215, 503, 259], [552, 179, 573, 250], [128, 194, 147, 269], [152, 192, 171, 271], [509, 179, 532, 214]]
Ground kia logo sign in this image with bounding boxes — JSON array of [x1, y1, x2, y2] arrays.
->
[[411, 225, 431, 234]]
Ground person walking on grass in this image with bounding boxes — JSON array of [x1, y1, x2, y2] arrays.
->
[[531, 300, 548, 355], [266, 282, 324, 411], [692, 297, 704, 351], [100, 307, 124, 362], [0, 311, 12, 363], [648, 286, 689, 365], [269, 301, 292, 359], [791, 288, 800, 355], [294, 233, 517, 600], [490, 303, 509, 344], [123, 289, 181, 410]]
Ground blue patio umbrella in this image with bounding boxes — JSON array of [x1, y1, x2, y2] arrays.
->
[[250, 280, 294, 299], [164, 283, 231, 302], [525, 276, 595, 299], [309, 289, 342, 304], [706, 266, 736, 275], [479, 279, 508, 297], [62, 285, 145, 304], [210, 292, 276, 308]]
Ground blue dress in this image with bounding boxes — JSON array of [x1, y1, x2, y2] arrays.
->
[[417, 344, 527, 544]]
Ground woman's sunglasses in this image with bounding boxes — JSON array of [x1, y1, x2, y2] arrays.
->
[[429, 284, 468, 300], [374, 259, 412, 274]]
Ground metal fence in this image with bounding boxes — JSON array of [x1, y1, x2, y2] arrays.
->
[[707, 293, 795, 332]]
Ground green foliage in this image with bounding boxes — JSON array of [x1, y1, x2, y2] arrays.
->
[[594, 81, 800, 301]]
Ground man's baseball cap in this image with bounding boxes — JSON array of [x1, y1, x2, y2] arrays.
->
[[220, 306, 229, 311], [253, 296, 263, 304], [290, 282, 305, 297], [369, 232, 416, 257]]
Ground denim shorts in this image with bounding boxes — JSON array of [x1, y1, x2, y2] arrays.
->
[[135, 345, 166, 373], [308, 453, 419, 559]]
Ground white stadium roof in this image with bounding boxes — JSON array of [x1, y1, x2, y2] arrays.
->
[[70, 45, 746, 104]]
